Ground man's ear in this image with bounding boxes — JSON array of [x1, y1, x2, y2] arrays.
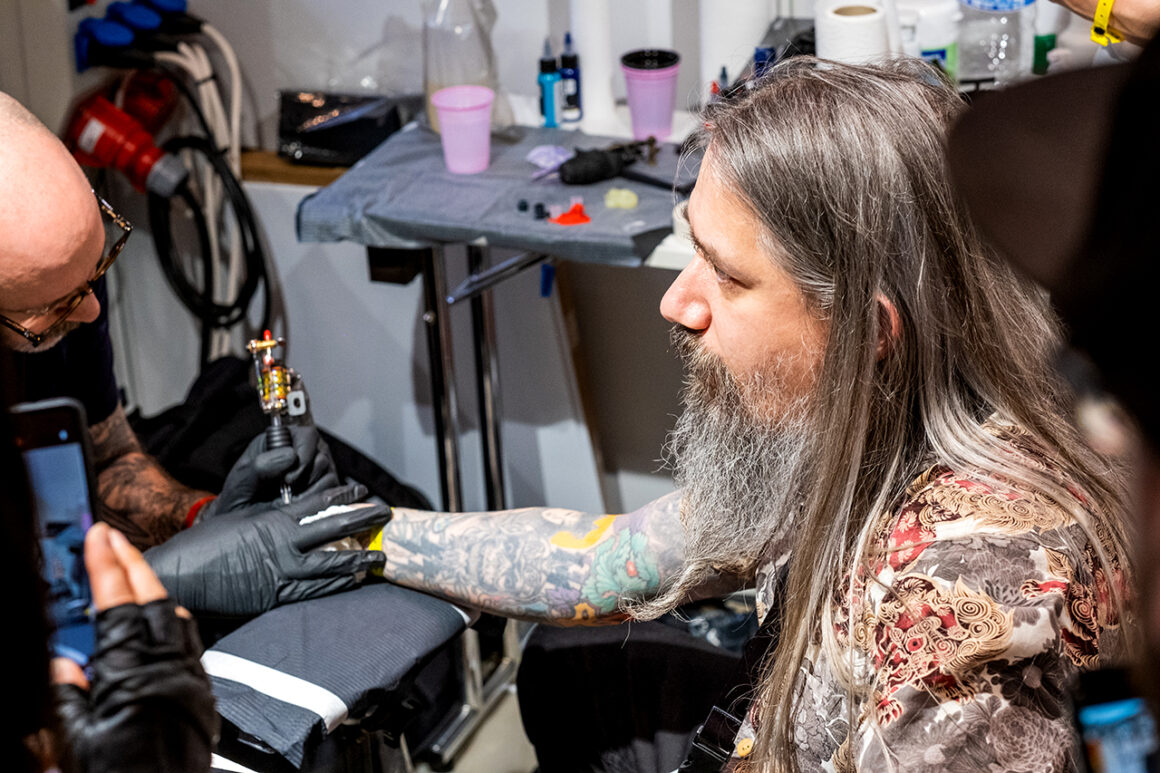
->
[[876, 294, 901, 360]]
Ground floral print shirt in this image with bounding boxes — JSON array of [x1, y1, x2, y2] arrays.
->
[[739, 428, 1129, 772]]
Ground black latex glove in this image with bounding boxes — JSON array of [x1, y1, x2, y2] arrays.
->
[[145, 483, 389, 618], [53, 598, 217, 773], [200, 424, 338, 523]]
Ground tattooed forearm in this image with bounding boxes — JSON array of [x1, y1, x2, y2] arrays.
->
[[378, 491, 690, 625], [91, 406, 209, 549]]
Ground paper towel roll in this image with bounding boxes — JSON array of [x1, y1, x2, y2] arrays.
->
[[569, 0, 616, 127], [814, 3, 892, 64], [697, 0, 773, 98], [641, 0, 674, 48]]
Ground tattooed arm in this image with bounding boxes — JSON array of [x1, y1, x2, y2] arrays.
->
[[91, 406, 210, 549], [379, 491, 740, 625]]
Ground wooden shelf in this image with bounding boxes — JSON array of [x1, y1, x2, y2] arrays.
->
[[240, 149, 348, 187]]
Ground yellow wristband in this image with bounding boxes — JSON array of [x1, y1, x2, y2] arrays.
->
[[1091, 0, 1124, 45]]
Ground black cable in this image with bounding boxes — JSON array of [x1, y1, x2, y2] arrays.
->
[[147, 135, 270, 368], [150, 63, 219, 147]]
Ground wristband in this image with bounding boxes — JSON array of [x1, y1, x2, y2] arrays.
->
[[1091, 0, 1123, 46], [184, 496, 216, 530]]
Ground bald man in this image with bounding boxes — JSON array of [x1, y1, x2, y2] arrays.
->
[[0, 91, 220, 548], [0, 91, 341, 552]]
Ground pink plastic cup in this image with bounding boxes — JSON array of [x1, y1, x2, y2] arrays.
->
[[620, 49, 681, 141], [430, 85, 495, 174]]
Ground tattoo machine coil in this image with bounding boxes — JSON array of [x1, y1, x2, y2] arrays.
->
[[246, 330, 307, 504]]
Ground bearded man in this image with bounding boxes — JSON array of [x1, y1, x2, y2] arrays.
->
[[376, 57, 1133, 772]]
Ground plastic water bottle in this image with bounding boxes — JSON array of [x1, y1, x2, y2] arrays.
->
[[957, 0, 1036, 86]]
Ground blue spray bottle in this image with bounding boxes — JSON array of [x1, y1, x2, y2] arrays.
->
[[538, 38, 562, 128], [559, 31, 582, 122]]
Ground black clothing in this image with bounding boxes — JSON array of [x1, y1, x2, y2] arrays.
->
[[518, 621, 742, 773], [8, 278, 119, 425], [52, 598, 218, 773]]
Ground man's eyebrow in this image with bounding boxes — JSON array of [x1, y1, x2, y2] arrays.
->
[[6, 284, 84, 315], [683, 208, 731, 275], [8, 256, 100, 314]]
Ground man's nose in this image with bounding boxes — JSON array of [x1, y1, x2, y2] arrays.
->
[[69, 291, 101, 324], [660, 261, 710, 331]]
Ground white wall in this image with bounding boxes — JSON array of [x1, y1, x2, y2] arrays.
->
[[5, 0, 701, 514], [106, 177, 680, 514], [182, 0, 761, 148]]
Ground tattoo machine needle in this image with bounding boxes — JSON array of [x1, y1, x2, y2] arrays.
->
[[247, 330, 307, 504]]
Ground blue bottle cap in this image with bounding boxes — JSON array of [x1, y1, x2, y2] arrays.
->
[[109, 2, 162, 31]]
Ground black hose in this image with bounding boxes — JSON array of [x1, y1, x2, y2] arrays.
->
[[147, 135, 270, 368], [151, 63, 219, 148]]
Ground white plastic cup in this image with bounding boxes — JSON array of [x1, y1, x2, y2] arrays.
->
[[430, 85, 495, 174], [620, 49, 681, 141]]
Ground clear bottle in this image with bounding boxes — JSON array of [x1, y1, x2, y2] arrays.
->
[[957, 0, 1036, 87]]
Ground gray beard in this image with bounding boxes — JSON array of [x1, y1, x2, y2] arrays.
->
[[629, 327, 812, 619]]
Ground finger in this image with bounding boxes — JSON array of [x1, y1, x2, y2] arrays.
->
[[176, 605, 192, 619], [290, 424, 320, 460], [85, 523, 134, 611], [289, 482, 369, 517], [319, 482, 368, 508], [357, 550, 386, 575], [253, 446, 297, 481], [280, 574, 359, 604], [293, 503, 390, 550], [297, 548, 385, 579], [107, 527, 169, 605], [51, 657, 90, 690]]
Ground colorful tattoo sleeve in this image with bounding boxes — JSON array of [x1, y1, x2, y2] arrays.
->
[[379, 491, 687, 624]]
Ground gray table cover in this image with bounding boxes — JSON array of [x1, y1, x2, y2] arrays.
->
[[297, 125, 699, 266]]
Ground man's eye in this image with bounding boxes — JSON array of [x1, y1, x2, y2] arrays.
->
[[713, 267, 736, 286]]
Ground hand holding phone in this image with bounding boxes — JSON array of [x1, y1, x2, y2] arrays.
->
[[50, 523, 188, 690], [51, 523, 217, 773], [11, 398, 99, 665]]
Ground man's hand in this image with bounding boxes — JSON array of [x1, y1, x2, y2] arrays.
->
[[199, 424, 338, 523], [1049, 0, 1158, 44], [52, 523, 217, 773], [145, 483, 389, 618]]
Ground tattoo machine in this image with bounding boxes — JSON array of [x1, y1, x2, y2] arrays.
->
[[557, 137, 695, 194], [247, 330, 308, 504]]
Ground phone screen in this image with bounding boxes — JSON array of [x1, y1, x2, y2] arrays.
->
[[17, 410, 97, 665], [1078, 690, 1160, 772]]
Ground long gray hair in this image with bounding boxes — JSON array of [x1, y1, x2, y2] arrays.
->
[[676, 57, 1129, 770]]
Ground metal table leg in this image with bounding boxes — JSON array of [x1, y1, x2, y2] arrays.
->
[[372, 244, 532, 767], [468, 243, 507, 512], [422, 245, 521, 767], [420, 246, 463, 513]]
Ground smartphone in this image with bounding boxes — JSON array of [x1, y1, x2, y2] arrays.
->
[[11, 397, 99, 666], [1074, 667, 1159, 773]]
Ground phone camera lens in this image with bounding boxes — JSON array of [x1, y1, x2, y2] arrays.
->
[[58, 429, 69, 441]]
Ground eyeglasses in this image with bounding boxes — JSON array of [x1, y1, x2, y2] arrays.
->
[[0, 193, 132, 349]]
